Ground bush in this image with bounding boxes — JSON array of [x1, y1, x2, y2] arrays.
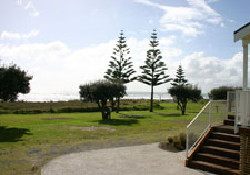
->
[[159, 133, 187, 151], [209, 86, 241, 100]]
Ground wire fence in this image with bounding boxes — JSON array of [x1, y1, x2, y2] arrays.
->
[[186, 100, 227, 157]]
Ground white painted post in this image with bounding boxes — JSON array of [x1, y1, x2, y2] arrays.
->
[[235, 91, 239, 134], [186, 127, 189, 158], [242, 41, 248, 91], [209, 102, 211, 126]]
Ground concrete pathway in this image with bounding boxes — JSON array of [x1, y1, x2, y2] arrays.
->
[[42, 143, 210, 175]]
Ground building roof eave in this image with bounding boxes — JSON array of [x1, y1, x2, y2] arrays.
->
[[234, 22, 250, 43]]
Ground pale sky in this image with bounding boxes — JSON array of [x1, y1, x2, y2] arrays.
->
[[0, 0, 249, 99]]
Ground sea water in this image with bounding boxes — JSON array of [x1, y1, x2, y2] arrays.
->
[[19, 92, 172, 102], [19, 91, 208, 102]]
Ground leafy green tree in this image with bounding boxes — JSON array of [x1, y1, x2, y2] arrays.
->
[[104, 30, 136, 113], [0, 64, 32, 102], [79, 80, 126, 120], [138, 29, 171, 112], [168, 65, 201, 115], [79, 84, 93, 102], [208, 86, 241, 100]]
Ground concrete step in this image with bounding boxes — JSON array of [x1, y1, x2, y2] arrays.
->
[[189, 160, 240, 175], [205, 139, 240, 150], [210, 132, 240, 142], [228, 114, 235, 120], [212, 125, 234, 134], [224, 119, 234, 126], [195, 153, 240, 169], [200, 146, 240, 160]]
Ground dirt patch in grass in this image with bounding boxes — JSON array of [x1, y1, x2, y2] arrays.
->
[[68, 126, 116, 132], [42, 118, 72, 120]]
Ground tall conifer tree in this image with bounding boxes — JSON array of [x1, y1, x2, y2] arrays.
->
[[171, 65, 188, 86], [138, 29, 171, 112], [104, 30, 136, 112], [168, 64, 201, 115]]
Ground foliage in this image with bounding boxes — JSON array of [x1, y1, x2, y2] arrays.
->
[[79, 84, 93, 102], [0, 64, 32, 102], [168, 65, 201, 115], [104, 30, 136, 84], [171, 65, 188, 87], [104, 30, 136, 112], [208, 86, 241, 100], [79, 80, 126, 120], [138, 29, 171, 112]]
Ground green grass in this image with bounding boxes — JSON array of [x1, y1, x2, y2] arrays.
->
[[0, 102, 204, 175]]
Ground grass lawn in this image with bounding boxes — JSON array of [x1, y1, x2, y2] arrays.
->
[[0, 102, 204, 175]]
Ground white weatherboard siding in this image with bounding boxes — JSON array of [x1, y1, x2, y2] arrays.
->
[[234, 22, 250, 90]]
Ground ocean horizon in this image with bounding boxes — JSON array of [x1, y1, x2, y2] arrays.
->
[[18, 91, 209, 102]]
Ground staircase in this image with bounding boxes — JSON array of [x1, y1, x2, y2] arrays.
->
[[187, 115, 240, 175]]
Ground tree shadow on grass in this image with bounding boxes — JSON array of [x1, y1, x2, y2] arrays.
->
[[118, 113, 151, 119], [0, 126, 32, 142], [152, 113, 183, 117], [98, 119, 139, 126]]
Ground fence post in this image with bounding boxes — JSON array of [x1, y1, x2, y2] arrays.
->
[[235, 91, 239, 134], [209, 101, 212, 127], [186, 127, 189, 158]]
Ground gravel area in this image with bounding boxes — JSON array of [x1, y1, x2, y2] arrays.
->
[[42, 143, 210, 175]]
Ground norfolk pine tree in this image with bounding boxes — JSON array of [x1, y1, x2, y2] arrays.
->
[[168, 65, 201, 115], [169, 65, 188, 114], [138, 30, 171, 112], [104, 30, 136, 113], [171, 65, 188, 87]]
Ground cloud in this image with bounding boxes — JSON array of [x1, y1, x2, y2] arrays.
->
[[181, 52, 244, 92], [17, 0, 39, 16], [0, 40, 113, 93], [206, 0, 220, 3], [134, 0, 223, 36], [0, 38, 244, 100], [1, 30, 40, 40], [134, 0, 159, 7], [0, 36, 180, 94]]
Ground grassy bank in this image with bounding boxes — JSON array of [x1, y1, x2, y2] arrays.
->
[[0, 102, 204, 174], [0, 99, 175, 114]]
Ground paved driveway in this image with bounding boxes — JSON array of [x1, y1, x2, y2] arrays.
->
[[42, 143, 210, 175]]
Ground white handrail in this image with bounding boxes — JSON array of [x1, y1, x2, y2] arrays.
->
[[187, 100, 211, 128], [186, 100, 212, 158]]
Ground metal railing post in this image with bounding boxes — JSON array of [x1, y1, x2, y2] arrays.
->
[[235, 91, 239, 134], [186, 127, 189, 158], [209, 101, 212, 127]]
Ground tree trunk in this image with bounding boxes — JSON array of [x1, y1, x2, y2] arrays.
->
[[150, 84, 153, 112], [97, 100, 100, 109], [181, 109, 185, 115], [111, 98, 114, 110], [116, 97, 120, 113], [101, 110, 105, 120], [180, 102, 186, 115], [178, 101, 185, 115], [100, 99, 109, 120]]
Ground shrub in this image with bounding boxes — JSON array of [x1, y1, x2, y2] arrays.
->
[[209, 86, 241, 100], [167, 133, 187, 150]]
